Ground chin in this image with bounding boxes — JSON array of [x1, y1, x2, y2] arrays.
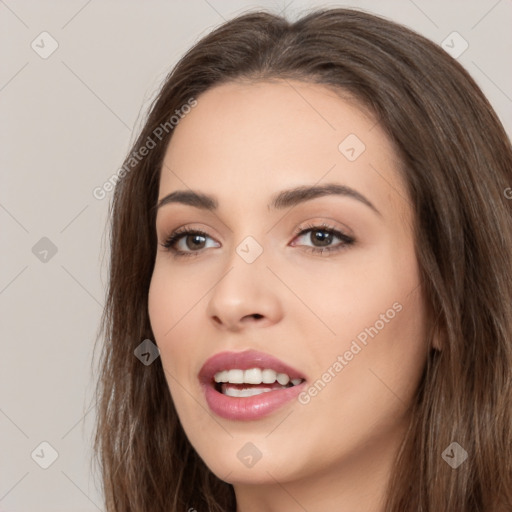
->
[[190, 435, 299, 485]]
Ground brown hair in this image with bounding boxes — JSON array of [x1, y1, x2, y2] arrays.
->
[[93, 7, 512, 511]]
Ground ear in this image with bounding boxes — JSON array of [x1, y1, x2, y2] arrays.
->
[[430, 316, 445, 352]]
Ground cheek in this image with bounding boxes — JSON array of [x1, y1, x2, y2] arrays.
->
[[294, 285, 427, 463], [300, 241, 427, 406], [282, 243, 419, 350], [148, 268, 194, 410], [147, 265, 191, 373], [312, 272, 427, 426], [147, 262, 214, 393], [344, 246, 427, 383], [148, 268, 171, 342], [148, 262, 203, 342], [367, 284, 428, 389]]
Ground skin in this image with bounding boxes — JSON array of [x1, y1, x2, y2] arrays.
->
[[148, 80, 431, 512]]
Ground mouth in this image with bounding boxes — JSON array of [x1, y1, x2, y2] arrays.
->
[[199, 349, 307, 421], [214, 367, 305, 396]]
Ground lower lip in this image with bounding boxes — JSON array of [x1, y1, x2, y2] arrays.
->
[[202, 382, 306, 421]]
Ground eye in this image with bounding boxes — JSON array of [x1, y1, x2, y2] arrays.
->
[[160, 222, 355, 258], [160, 227, 220, 258], [291, 222, 355, 255]]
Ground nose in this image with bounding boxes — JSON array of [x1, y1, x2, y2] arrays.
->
[[205, 253, 284, 332]]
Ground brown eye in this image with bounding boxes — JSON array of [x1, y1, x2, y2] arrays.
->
[[161, 228, 220, 258], [183, 233, 207, 250], [309, 229, 334, 247], [292, 224, 355, 255]]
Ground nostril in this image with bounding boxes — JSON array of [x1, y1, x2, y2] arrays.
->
[[242, 313, 264, 321]]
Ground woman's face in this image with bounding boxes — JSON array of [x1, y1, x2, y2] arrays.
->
[[148, 80, 429, 502]]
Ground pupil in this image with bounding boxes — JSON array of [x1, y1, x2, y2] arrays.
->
[[313, 230, 332, 247], [187, 234, 205, 249], [184, 231, 332, 250]]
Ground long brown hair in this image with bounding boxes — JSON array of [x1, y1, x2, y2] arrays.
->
[[93, 8, 512, 511]]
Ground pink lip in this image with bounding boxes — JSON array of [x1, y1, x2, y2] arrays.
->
[[199, 349, 307, 421]]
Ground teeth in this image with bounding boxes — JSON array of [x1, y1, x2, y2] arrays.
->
[[276, 373, 290, 385], [216, 370, 229, 383], [262, 369, 277, 383], [213, 367, 304, 385], [244, 368, 262, 384], [227, 369, 244, 384], [224, 387, 274, 397]]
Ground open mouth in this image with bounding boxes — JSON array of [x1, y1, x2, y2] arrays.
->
[[212, 368, 305, 397], [199, 350, 307, 420]]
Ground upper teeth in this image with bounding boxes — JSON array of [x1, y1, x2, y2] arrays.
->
[[214, 368, 303, 386]]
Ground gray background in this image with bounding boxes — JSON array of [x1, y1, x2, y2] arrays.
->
[[1, 0, 511, 510]]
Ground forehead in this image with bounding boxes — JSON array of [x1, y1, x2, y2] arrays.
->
[[158, 80, 408, 220]]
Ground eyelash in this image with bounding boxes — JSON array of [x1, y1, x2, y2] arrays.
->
[[160, 223, 355, 259]]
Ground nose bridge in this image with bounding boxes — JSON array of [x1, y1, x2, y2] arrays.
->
[[220, 222, 270, 286], [206, 232, 282, 329]]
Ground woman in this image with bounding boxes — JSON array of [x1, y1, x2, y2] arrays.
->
[[94, 7, 512, 511]]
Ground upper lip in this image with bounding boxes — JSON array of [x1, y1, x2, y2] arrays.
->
[[199, 349, 307, 385]]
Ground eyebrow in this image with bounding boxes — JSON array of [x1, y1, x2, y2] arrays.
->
[[156, 183, 381, 216]]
